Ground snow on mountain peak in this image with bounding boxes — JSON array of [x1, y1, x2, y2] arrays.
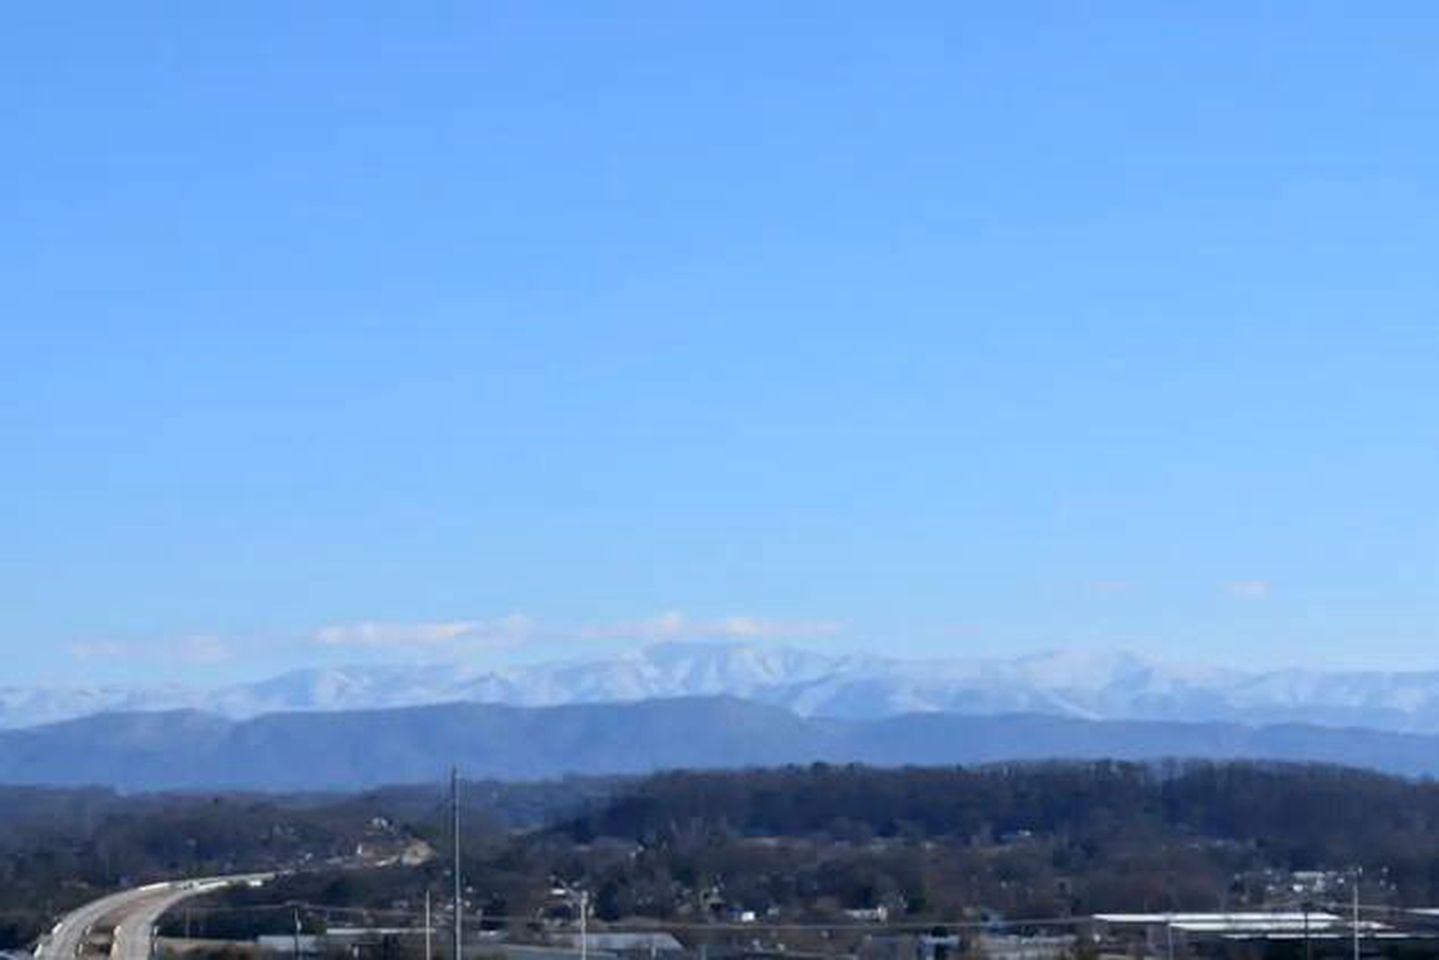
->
[[5, 641, 1439, 734]]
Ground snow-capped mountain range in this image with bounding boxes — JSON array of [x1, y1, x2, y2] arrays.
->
[[10, 641, 1439, 734]]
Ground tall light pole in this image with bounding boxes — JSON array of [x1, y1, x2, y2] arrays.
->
[[550, 885, 588, 960], [579, 890, 589, 960], [1352, 870, 1361, 960], [452, 767, 462, 960]]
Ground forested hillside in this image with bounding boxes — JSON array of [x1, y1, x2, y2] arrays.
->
[[201, 763, 1438, 935], [511, 762, 1439, 923], [11, 762, 1439, 951], [560, 760, 1433, 866], [0, 778, 611, 948]]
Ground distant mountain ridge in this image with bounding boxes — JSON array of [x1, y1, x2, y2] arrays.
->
[[10, 641, 1439, 734], [8, 697, 1439, 791]]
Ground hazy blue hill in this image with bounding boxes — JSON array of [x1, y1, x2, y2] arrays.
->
[[845, 712, 1439, 775], [5, 696, 1439, 791]]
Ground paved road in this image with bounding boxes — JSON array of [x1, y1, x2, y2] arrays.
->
[[39, 876, 271, 960]]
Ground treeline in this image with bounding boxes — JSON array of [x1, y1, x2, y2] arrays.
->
[[558, 760, 1439, 868], [506, 761, 1439, 921]]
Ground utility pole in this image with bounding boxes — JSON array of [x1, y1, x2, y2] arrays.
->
[[292, 906, 302, 960], [550, 884, 589, 960], [452, 767, 462, 960], [579, 890, 589, 960], [425, 890, 433, 960], [1353, 873, 1361, 960]]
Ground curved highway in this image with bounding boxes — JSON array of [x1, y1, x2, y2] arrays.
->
[[38, 876, 272, 960]]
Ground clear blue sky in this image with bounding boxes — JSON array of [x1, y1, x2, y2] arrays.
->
[[4, 3, 1438, 685]]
